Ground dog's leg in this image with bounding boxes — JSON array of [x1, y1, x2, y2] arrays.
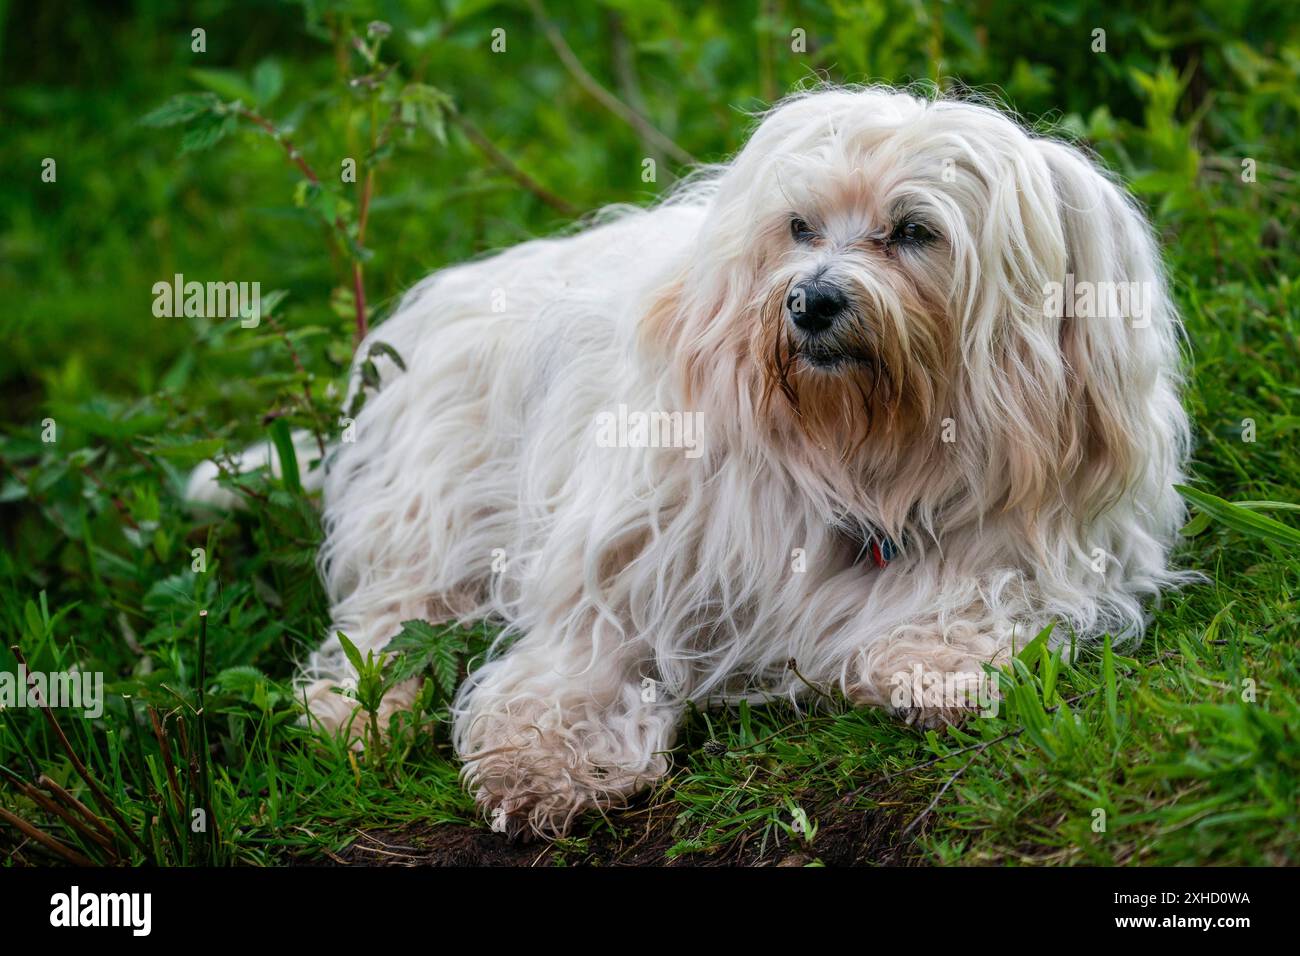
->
[[303, 327, 510, 743], [452, 632, 678, 838]]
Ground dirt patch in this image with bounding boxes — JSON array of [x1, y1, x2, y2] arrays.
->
[[335, 823, 558, 866], [322, 793, 924, 867]]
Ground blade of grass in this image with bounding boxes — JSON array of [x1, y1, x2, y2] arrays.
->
[[1176, 485, 1300, 548], [268, 419, 301, 493]]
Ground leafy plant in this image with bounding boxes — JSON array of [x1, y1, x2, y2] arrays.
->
[[142, 20, 454, 347]]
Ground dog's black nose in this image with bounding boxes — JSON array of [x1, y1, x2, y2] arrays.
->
[[787, 281, 846, 332]]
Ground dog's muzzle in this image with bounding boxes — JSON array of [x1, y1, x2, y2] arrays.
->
[[786, 279, 872, 369]]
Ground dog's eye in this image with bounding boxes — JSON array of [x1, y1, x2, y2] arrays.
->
[[790, 217, 817, 243], [891, 220, 936, 245]]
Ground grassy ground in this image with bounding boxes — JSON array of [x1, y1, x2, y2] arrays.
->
[[2, 1, 1298, 866]]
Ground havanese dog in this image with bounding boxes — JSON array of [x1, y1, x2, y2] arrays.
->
[[190, 85, 1190, 837]]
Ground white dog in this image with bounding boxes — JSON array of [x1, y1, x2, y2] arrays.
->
[[190, 86, 1190, 837]]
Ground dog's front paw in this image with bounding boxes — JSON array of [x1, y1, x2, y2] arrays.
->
[[847, 634, 1005, 730], [460, 713, 667, 839], [468, 754, 600, 841]]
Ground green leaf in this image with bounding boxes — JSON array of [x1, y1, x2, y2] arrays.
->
[[1015, 621, 1055, 662], [1176, 485, 1300, 548], [1014, 683, 1057, 759], [383, 620, 467, 695], [360, 359, 381, 391], [427, 636, 462, 697], [251, 59, 284, 106], [180, 112, 235, 154], [385, 619, 442, 651], [1234, 500, 1300, 513], [259, 288, 290, 321], [367, 340, 407, 371], [1041, 645, 1060, 703], [214, 666, 269, 694], [24, 599, 45, 641], [140, 93, 221, 127], [1181, 510, 1213, 537], [268, 419, 301, 493], [144, 436, 228, 465], [336, 631, 364, 674], [401, 83, 452, 146], [189, 67, 258, 104], [0, 478, 27, 503]]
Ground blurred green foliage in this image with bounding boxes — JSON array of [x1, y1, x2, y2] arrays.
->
[[4, 0, 1297, 410]]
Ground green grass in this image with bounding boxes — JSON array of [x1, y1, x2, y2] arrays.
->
[[2, 0, 1299, 866]]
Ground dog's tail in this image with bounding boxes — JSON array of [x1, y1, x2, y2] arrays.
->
[[184, 429, 327, 510]]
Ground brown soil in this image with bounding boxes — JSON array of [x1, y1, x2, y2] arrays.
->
[[322, 793, 924, 867]]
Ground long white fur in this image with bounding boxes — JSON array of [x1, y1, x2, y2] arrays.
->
[[192, 86, 1191, 837]]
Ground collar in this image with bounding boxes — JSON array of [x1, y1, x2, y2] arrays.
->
[[868, 536, 898, 568], [842, 524, 900, 569]]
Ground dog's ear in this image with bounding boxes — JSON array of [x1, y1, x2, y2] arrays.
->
[[973, 138, 1186, 548], [1039, 141, 1185, 517]]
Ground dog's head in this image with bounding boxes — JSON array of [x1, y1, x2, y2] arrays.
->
[[645, 87, 1185, 550]]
